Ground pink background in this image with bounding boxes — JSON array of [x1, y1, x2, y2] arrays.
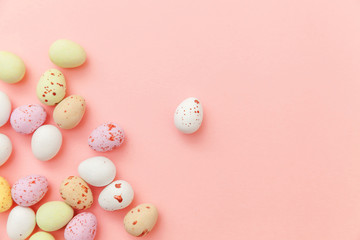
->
[[1, 0, 360, 239]]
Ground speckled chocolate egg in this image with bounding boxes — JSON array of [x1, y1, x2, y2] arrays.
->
[[174, 97, 203, 134], [10, 104, 47, 134], [98, 180, 134, 211], [60, 176, 93, 210], [124, 203, 158, 237], [37, 69, 66, 106], [64, 212, 97, 240], [11, 175, 48, 207], [53, 95, 85, 129], [0, 176, 12, 212], [88, 122, 125, 152]]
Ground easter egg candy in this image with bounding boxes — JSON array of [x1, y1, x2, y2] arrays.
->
[[29, 232, 55, 240], [36, 201, 74, 231], [78, 156, 116, 187], [31, 125, 62, 161], [0, 51, 26, 83], [0, 133, 12, 166], [10, 104, 47, 134], [11, 175, 48, 207], [174, 97, 203, 134], [49, 39, 86, 68], [88, 122, 125, 152], [0, 90, 11, 127], [124, 203, 158, 237], [64, 212, 97, 240], [37, 69, 66, 105], [0, 176, 12, 212], [7, 206, 36, 240], [60, 176, 93, 210], [53, 95, 85, 129], [98, 180, 134, 211]]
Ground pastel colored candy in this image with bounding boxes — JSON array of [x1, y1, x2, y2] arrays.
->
[[64, 212, 97, 240], [0, 133, 12, 167], [36, 201, 74, 232], [174, 97, 203, 134], [11, 175, 48, 207], [7, 206, 36, 240], [98, 180, 134, 211], [31, 125, 62, 161], [0, 176, 12, 212], [29, 232, 55, 240], [88, 122, 125, 152], [53, 95, 86, 129], [49, 39, 86, 68], [124, 203, 159, 237], [37, 69, 66, 105], [0, 51, 26, 83], [60, 176, 93, 210], [10, 104, 47, 134], [0, 90, 11, 127], [78, 156, 116, 187]]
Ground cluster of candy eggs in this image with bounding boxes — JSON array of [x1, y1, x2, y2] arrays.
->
[[0, 39, 204, 240]]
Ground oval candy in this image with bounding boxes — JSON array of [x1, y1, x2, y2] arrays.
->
[[64, 212, 97, 240], [124, 203, 159, 237], [7, 206, 36, 240], [0, 176, 12, 212], [174, 97, 203, 134], [31, 125, 62, 161], [29, 232, 55, 240], [37, 69, 66, 105], [36, 201, 74, 232], [53, 95, 85, 129], [60, 176, 93, 210], [98, 180, 134, 211], [0, 51, 26, 84], [49, 39, 86, 68], [10, 104, 47, 134], [0, 90, 11, 127], [11, 175, 48, 207], [78, 156, 116, 187], [88, 122, 125, 152], [0, 133, 12, 167]]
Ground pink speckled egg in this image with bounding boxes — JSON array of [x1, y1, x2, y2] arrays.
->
[[64, 212, 97, 240], [88, 122, 125, 152], [11, 175, 48, 207], [10, 104, 47, 134]]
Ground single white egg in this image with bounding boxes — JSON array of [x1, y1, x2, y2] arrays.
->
[[0, 133, 12, 167], [31, 125, 62, 161]]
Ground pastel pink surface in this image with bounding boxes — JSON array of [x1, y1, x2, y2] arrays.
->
[[1, 0, 360, 240]]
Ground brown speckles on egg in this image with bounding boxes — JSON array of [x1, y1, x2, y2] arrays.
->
[[60, 176, 93, 210]]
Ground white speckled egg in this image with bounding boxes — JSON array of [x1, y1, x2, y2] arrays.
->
[[64, 212, 97, 240], [98, 180, 134, 211], [0, 90, 11, 127], [0, 133, 12, 167], [49, 39, 86, 68], [124, 203, 158, 237], [78, 156, 116, 187], [10, 104, 47, 134], [11, 175, 48, 207], [174, 97, 203, 134], [7, 206, 36, 240], [31, 125, 62, 161], [37, 69, 66, 105], [53, 95, 85, 129], [0, 51, 26, 84]]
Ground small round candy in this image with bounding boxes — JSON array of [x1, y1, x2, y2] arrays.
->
[[49, 39, 86, 68], [0, 51, 26, 83], [30, 232, 55, 240], [10, 104, 47, 134]]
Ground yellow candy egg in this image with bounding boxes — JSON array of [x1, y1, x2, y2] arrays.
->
[[0, 176, 12, 212]]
